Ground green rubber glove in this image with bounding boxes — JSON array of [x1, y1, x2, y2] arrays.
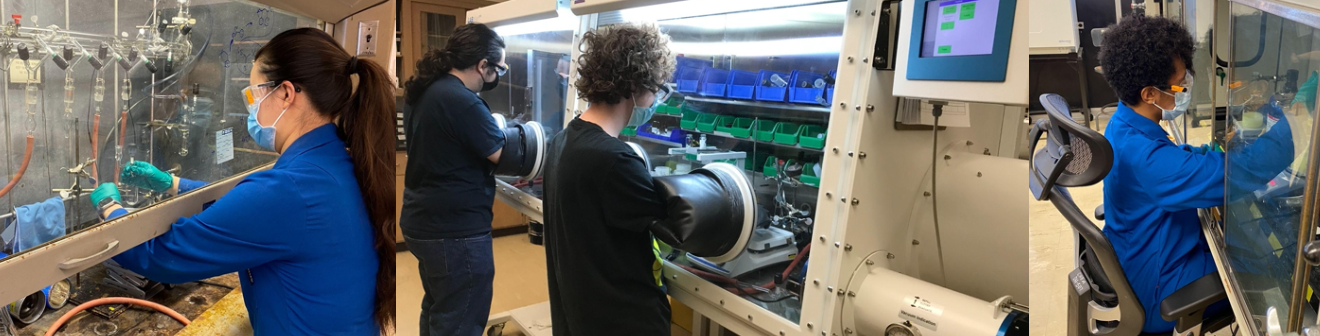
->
[[1194, 143, 1225, 154], [120, 161, 174, 193], [90, 183, 121, 206], [1294, 70, 1319, 113]]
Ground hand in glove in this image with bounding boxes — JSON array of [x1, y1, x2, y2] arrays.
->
[[91, 183, 124, 219], [120, 161, 174, 193]]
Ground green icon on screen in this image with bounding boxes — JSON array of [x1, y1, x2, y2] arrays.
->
[[941, 21, 954, 30], [960, 3, 976, 19], [942, 5, 957, 14], [938, 46, 952, 54]]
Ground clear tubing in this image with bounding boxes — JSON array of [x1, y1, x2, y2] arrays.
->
[[63, 75, 74, 118], [116, 111, 124, 185], [90, 114, 98, 181], [93, 77, 104, 103], [24, 82, 35, 116]]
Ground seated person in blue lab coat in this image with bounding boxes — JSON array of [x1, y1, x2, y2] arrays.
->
[[87, 28, 397, 336], [1098, 15, 1295, 333]]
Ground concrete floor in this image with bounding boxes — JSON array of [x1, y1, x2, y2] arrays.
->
[[396, 232, 694, 336]]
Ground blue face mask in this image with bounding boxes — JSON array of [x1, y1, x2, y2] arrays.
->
[[245, 88, 287, 151], [628, 87, 670, 128]]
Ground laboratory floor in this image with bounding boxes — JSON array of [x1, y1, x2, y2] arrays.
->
[[395, 232, 694, 336]]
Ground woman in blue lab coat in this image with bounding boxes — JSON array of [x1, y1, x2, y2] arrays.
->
[[87, 28, 396, 335], [1098, 16, 1294, 333]]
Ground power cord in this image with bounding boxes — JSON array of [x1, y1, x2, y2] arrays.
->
[[930, 101, 948, 284]]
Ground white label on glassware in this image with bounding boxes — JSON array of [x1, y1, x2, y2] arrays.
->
[[216, 128, 234, 164]]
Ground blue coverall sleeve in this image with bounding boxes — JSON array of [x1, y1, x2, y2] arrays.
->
[[1133, 108, 1294, 212], [176, 178, 207, 194], [1132, 141, 1228, 211], [110, 173, 307, 284], [1224, 113, 1295, 197], [105, 208, 128, 220]]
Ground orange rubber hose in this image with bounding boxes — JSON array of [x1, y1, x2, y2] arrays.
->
[[43, 297, 190, 336], [0, 136, 34, 198], [91, 114, 99, 181]]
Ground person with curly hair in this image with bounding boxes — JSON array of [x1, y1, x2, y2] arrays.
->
[[1099, 15, 1293, 333], [542, 23, 677, 335], [400, 23, 508, 336]]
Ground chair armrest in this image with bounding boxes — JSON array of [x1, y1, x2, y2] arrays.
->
[[1160, 271, 1226, 322]]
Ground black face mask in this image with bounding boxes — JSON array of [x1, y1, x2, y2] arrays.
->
[[481, 67, 500, 92]]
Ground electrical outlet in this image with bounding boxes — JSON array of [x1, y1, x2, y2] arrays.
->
[[357, 20, 379, 56]]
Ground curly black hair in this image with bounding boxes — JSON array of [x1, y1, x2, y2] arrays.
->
[[404, 24, 505, 105], [575, 23, 675, 105], [1099, 15, 1195, 106]]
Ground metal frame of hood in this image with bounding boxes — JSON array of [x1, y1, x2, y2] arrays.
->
[[250, 0, 389, 23]]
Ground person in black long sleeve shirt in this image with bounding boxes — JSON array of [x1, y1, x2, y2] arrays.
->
[[400, 23, 510, 336], [542, 23, 676, 336]]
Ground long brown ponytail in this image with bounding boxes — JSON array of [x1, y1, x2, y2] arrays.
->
[[342, 45, 398, 336], [255, 28, 396, 334]]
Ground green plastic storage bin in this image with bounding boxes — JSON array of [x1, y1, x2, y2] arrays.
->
[[696, 114, 720, 133], [622, 126, 637, 137], [762, 156, 779, 177], [660, 104, 682, 115], [749, 152, 770, 172], [801, 162, 820, 187], [680, 111, 701, 130], [753, 120, 776, 142], [773, 122, 800, 145], [728, 118, 754, 138], [798, 125, 826, 149], [713, 115, 736, 134]]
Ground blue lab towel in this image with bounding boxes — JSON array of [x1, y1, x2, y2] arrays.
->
[[15, 196, 66, 252]]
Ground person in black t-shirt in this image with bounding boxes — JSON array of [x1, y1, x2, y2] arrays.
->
[[400, 23, 508, 336], [543, 23, 678, 336]]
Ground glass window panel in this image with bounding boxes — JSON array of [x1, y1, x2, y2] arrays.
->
[[0, 0, 315, 261], [1222, 4, 1320, 327], [606, 1, 846, 324], [481, 13, 578, 199], [423, 13, 456, 54]]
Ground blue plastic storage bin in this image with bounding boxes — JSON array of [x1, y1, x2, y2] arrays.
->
[[755, 70, 791, 102], [727, 69, 757, 100], [674, 56, 712, 83], [826, 70, 836, 103], [699, 68, 730, 97], [676, 66, 704, 93], [638, 123, 686, 144], [789, 70, 829, 105]]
